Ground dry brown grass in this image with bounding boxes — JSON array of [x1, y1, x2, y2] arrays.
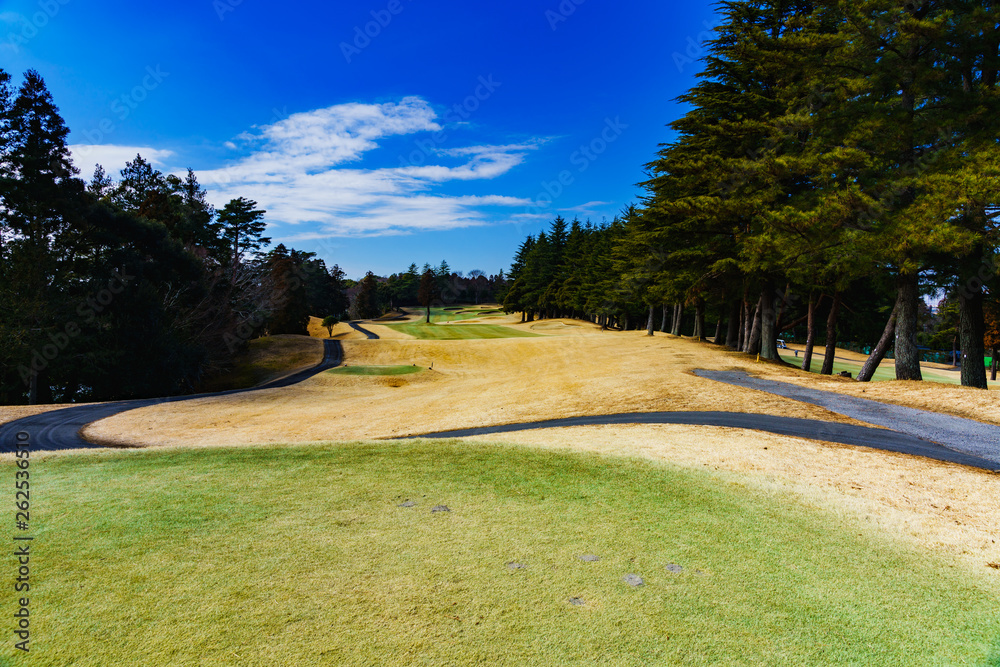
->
[[462, 425, 1000, 576], [200, 334, 324, 391], [84, 333, 865, 449], [307, 317, 369, 340], [0, 404, 77, 427]]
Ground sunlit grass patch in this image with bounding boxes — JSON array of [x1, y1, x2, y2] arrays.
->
[[386, 323, 538, 340], [326, 365, 424, 376], [8, 441, 999, 666]]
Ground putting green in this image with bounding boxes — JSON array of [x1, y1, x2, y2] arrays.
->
[[413, 306, 509, 324], [12, 441, 999, 665], [326, 365, 424, 376]]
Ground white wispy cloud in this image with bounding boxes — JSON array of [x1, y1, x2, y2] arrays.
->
[[559, 200, 614, 214], [192, 97, 537, 237]]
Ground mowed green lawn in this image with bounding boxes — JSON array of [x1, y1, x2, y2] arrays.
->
[[386, 322, 538, 340], [7, 442, 999, 666], [425, 306, 506, 323]]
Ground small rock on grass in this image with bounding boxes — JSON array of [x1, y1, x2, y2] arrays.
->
[[431, 505, 451, 513], [666, 564, 684, 573], [507, 562, 527, 570], [578, 554, 600, 562], [397, 501, 417, 508], [568, 597, 586, 606], [622, 574, 644, 587]]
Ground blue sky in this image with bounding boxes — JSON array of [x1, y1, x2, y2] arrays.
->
[[1, 0, 718, 279]]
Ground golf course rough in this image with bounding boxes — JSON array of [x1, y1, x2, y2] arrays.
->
[[6, 440, 999, 666]]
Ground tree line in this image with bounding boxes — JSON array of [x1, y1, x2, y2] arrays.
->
[[0, 69, 350, 404], [349, 261, 507, 321], [504, 1, 1000, 388]]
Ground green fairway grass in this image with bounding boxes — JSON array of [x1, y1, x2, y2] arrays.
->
[[418, 306, 508, 324], [326, 365, 424, 376], [386, 322, 538, 340], [8, 442, 999, 666]]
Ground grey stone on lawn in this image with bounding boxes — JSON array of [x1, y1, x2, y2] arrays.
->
[[622, 574, 644, 587], [507, 562, 527, 570], [431, 505, 451, 513], [568, 597, 586, 606], [666, 563, 684, 573], [397, 501, 417, 508], [578, 554, 600, 562]]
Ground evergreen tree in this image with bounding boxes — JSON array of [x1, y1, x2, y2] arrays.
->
[[217, 197, 269, 278]]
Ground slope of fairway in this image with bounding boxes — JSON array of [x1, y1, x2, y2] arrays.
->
[[326, 365, 424, 376], [9, 441, 999, 666], [201, 335, 325, 391], [385, 322, 538, 340]]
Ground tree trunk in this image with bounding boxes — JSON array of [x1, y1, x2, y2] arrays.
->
[[738, 298, 748, 351], [744, 299, 762, 355], [820, 292, 841, 375], [646, 304, 655, 336], [759, 281, 780, 361], [725, 299, 741, 349], [894, 273, 923, 381], [692, 301, 705, 340], [425, 303, 431, 324], [775, 283, 791, 332], [959, 286, 988, 389], [992, 346, 998, 382], [661, 303, 669, 333], [802, 294, 817, 372], [671, 303, 683, 336], [858, 306, 897, 382], [623, 312, 630, 331]]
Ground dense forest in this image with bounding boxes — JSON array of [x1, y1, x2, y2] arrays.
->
[[0, 69, 351, 404], [503, 0, 1000, 388]]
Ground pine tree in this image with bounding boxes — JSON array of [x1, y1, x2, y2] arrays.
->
[[217, 197, 269, 278]]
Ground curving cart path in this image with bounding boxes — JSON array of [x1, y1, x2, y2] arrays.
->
[[0, 340, 343, 452], [348, 322, 380, 339]]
